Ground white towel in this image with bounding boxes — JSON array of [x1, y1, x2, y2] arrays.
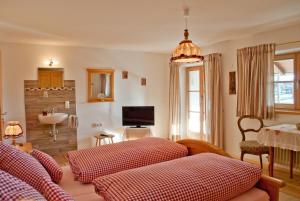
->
[[68, 115, 78, 129]]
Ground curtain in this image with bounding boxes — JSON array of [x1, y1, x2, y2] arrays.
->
[[169, 62, 181, 141], [237, 43, 275, 119], [204, 53, 224, 148]]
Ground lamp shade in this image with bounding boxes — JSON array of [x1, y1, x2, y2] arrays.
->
[[171, 29, 203, 63], [4, 121, 23, 138]]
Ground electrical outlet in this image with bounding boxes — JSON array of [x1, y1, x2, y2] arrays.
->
[[92, 122, 103, 128]]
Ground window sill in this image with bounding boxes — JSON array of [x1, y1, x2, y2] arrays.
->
[[275, 109, 300, 115]]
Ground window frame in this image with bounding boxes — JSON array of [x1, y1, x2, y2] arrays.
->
[[274, 52, 300, 111], [186, 66, 205, 138]]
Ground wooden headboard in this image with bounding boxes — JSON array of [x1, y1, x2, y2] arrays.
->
[[176, 139, 230, 157]]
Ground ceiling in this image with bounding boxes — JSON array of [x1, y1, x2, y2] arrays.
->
[[0, 0, 300, 53]]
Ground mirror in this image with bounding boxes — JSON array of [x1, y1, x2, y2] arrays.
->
[[87, 69, 114, 102], [38, 68, 64, 88]]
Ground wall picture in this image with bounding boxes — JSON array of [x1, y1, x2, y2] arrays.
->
[[229, 71, 236, 95], [122, 71, 128, 79], [141, 78, 146, 86]]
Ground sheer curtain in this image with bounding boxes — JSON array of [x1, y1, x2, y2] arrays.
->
[[204, 53, 224, 148], [169, 62, 181, 141], [237, 44, 275, 119]]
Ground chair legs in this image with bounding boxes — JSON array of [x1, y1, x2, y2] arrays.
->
[[259, 155, 263, 169], [240, 152, 245, 161], [240, 152, 263, 169]]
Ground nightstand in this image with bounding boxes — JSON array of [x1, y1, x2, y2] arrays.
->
[[123, 127, 151, 140], [15, 142, 33, 153]]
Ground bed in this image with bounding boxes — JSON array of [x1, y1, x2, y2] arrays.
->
[[67, 137, 188, 183], [60, 139, 284, 201], [60, 165, 269, 201], [93, 152, 264, 201]]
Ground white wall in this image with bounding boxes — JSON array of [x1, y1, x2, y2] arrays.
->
[[202, 24, 300, 159], [0, 42, 170, 149]]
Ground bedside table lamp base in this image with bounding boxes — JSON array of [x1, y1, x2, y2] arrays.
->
[[11, 136, 17, 146]]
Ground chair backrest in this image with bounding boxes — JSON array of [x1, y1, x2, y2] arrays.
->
[[237, 115, 264, 141]]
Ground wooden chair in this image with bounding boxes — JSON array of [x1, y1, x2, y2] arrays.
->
[[238, 115, 269, 169]]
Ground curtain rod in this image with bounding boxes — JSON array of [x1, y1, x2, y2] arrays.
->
[[276, 40, 300, 47]]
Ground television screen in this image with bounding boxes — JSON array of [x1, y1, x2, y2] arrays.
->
[[122, 106, 154, 127]]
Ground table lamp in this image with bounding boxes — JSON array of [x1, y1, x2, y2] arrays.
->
[[4, 121, 23, 145]]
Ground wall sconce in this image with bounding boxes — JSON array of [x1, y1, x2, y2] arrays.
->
[[44, 58, 59, 67], [49, 58, 54, 66]]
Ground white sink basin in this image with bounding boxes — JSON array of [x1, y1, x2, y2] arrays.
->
[[38, 113, 68, 125]]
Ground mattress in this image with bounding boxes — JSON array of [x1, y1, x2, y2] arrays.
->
[[60, 166, 269, 201], [93, 153, 262, 201], [67, 137, 188, 183]]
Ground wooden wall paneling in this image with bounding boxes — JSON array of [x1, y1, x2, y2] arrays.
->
[[24, 80, 77, 156]]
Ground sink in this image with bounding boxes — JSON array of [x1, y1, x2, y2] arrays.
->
[[38, 112, 68, 142], [38, 113, 68, 125]]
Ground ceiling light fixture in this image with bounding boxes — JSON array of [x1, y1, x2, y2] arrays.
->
[[170, 6, 203, 63]]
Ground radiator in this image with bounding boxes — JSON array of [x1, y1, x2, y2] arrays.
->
[[275, 147, 300, 170]]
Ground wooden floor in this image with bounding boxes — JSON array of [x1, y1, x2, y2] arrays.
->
[[239, 157, 300, 200], [263, 168, 300, 200]]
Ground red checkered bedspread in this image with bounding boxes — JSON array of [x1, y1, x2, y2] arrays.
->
[[67, 137, 188, 183], [93, 153, 262, 201]]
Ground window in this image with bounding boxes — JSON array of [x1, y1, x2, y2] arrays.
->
[[186, 66, 205, 139], [274, 52, 300, 110]]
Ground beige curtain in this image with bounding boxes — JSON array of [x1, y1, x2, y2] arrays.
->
[[169, 62, 181, 141], [204, 53, 224, 148], [237, 44, 275, 119]]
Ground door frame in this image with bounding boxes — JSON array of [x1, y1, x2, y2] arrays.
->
[[0, 50, 3, 141]]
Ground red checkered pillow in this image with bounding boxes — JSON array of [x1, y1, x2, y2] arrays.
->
[[0, 170, 46, 201], [93, 153, 262, 201], [0, 142, 52, 193], [0, 143, 74, 201], [31, 149, 63, 183], [43, 180, 74, 201]]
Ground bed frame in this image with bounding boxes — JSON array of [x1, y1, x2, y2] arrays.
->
[[176, 139, 285, 201]]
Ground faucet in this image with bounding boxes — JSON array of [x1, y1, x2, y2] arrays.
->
[[51, 107, 55, 114]]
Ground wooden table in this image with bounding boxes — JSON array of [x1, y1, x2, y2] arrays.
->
[[15, 142, 33, 153], [258, 124, 300, 178]]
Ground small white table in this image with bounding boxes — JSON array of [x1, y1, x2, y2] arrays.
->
[[123, 127, 152, 140], [258, 124, 300, 178]]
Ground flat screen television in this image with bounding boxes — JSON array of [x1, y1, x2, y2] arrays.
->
[[122, 106, 154, 127]]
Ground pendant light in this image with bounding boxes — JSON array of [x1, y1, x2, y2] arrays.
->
[[170, 6, 203, 63]]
